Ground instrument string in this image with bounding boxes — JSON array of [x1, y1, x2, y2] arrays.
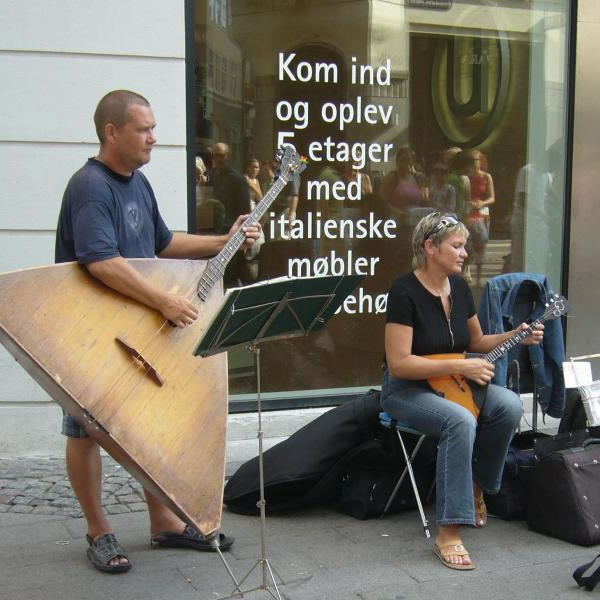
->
[[92, 172, 291, 424]]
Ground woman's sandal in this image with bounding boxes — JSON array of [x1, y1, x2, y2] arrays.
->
[[474, 488, 488, 528], [433, 542, 475, 571]]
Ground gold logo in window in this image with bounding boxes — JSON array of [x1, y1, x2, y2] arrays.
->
[[431, 36, 510, 146]]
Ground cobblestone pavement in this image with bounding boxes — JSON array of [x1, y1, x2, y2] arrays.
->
[[0, 456, 145, 517]]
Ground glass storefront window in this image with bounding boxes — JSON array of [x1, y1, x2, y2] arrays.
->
[[191, 0, 572, 410]]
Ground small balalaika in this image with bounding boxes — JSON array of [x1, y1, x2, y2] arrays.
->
[[425, 294, 569, 419], [0, 146, 306, 538]]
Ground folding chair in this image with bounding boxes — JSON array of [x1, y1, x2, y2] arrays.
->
[[379, 411, 433, 538]]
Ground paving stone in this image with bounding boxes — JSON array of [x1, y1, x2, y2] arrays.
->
[[25, 483, 52, 493], [29, 499, 53, 507], [48, 484, 68, 494], [10, 496, 32, 505], [114, 485, 133, 496], [37, 493, 60, 501], [0, 493, 17, 503], [52, 498, 78, 508], [106, 504, 131, 515], [104, 476, 128, 485], [128, 502, 148, 513], [2, 488, 26, 496], [31, 505, 60, 515], [117, 494, 143, 504], [7, 480, 32, 491], [9, 479, 31, 488], [8, 505, 34, 514]]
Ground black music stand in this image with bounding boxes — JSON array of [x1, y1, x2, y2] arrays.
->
[[195, 273, 363, 599]]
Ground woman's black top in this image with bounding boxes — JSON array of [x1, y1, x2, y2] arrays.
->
[[386, 272, 476, 356]]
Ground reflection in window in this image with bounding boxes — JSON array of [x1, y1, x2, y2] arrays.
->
[[209, 0, 230, 28], [207, 49, 214, 89], [192, 0, 572, 403]]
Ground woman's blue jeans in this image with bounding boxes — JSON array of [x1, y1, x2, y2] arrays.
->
[[381, 369, 523, 526]]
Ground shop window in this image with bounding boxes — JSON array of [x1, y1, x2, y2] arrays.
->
[[190, 0, 572, 411]]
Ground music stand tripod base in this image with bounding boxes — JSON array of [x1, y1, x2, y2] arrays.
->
[[195, 274, 363, 599]]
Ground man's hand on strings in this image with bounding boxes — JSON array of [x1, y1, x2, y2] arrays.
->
[[158, 293, 198, 328], [228, 214, 262, 250]]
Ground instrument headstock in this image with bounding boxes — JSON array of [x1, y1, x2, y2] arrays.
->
[[543, 294, 570, 321], [275, 145, 307, 182]]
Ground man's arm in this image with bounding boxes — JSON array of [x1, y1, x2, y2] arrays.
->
[[158, 215, 262, 259], [83, 205, 260, 328], [158, 232, 228, 259], [86, 257, 198, 328]]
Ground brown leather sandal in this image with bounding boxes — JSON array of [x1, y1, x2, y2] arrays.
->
[[433, 542, 475, 570], [474, 488, 488, 528]]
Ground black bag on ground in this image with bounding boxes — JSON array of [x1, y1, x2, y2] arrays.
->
[[558, 388, 588, 434], [223, 389, 385, 515], [533, 427, 593, 460], [338, 431, 437, 520], [527, 438, 600, 546], [484, 430, 544, 520], [573, 553, 600, 591]]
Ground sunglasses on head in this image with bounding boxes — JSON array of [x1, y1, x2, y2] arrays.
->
[[425, 214, 460, 240]]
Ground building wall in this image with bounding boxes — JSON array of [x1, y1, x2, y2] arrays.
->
[[0, 0, 187, 455], [566, 0, 600, 365], [0, 0, 589, 455]]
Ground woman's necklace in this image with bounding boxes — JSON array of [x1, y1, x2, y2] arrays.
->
[[416, 271, 449, 298]]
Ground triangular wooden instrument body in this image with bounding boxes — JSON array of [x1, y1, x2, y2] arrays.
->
[[0, 259, 227, 536]]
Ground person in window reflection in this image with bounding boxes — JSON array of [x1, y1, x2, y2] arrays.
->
[[428, 162, 456, 214], [55, 91, 261, 574], [241, 158, 265, 279], [196, 155, 208, 186], [261, 158, 300, 241], [509, 154, 554, 273], [211, 143, 252, 234], [244, 157, 263, 205], [381, 211, 543, 571], [341, 162, 373, 199], [259, 159, 278, 195], [442, 148, 472, 282], [464, 150, 495, 287], [381, 146, 429, 230], [442, 147, 470, 224], [210, 142, 253, 284]]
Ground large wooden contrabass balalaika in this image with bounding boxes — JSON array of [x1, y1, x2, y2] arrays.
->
[[0, 147, 306, 537]]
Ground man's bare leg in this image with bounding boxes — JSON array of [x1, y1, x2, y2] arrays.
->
[[66, 437, 128, 567], [144, 472, 234, 551], [145, 489, 186, 537]]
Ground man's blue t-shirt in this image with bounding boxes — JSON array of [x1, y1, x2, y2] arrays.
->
[[55, 158, 173, 264]]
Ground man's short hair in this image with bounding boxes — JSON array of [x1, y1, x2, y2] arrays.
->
[[93, 90, 150, 144]]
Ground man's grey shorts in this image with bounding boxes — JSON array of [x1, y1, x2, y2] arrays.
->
[[61, 412, 89, 438]]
